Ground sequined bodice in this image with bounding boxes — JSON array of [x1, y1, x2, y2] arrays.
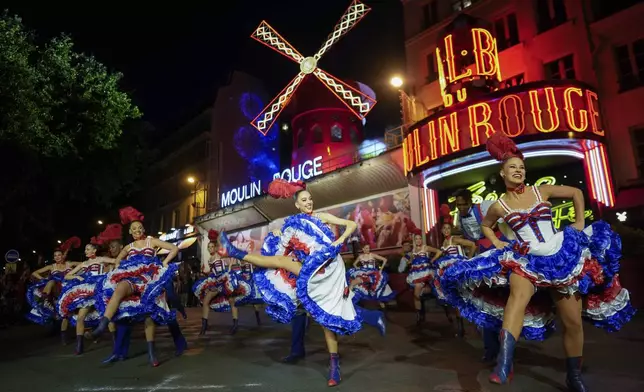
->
[[358, 257, 378, 270], [208, 258, 226, 274], [126, 238, 155, 259], [498, 186, 556, 244]]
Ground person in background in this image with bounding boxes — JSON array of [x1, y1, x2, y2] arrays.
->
[[397, 241, 412, 273]]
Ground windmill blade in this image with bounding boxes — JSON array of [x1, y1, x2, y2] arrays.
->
[[251, 21, 304, 64], [251, 73, 308, 135], [314, 0, 371, 61], [313, 68, 376, 120]]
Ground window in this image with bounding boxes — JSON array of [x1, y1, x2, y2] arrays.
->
[[452, 0, 473, 12], [311, 124, 323, 143], [421, 1, 439, 29], [296, 128, 305, 148], [171, 209, 180, 229], [615, 39, 644, 92], [536, 0, 567, 33], [545, 55, 575, 80], [501, 73, 524, 89], [494, 13, 520, 51], [426, 52, 438, 84], [631, 127, 644, 177], [591, 0, 644, 21], [350, 127, 359, 145], [159, 214, 165, 233], [330, 124, 343, 142]]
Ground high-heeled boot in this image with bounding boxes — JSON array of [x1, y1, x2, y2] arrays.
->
[[327, 353, 341, 387], [565, 357, 589, 392], [488, 329, 516, 384], [255, 310, 262, 326], [482, 327, 500, 363], [359, 307, 386, 336], [87, 316, 110, 339], [102, 323, 130, 363], [60, 330, 68, 345], [147, 341, 159, 367], [75, 335, 84, 355], [219, 232, 248, 260], [167, 320, 188, 356], [416, 310, 425, 325], [282, 311, 306, 363], [199, 318, 208, 336], [229, 318, 239, 335]]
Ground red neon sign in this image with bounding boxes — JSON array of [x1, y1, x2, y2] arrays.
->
[[403, 82, 604, 175]]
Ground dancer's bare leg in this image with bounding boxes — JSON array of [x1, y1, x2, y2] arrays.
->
[[322, 327, 338, 354], [104, 282, 133, 320], [76, 308, 90, 335], [501, 274, 534, 339], [242, 254, 302, 276], [144, 317, 156, 342], [551, 291, 584, 357], [202, 291, 218, 319]]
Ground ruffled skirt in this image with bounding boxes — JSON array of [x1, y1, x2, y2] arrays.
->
[[406, 255, 435, 288], [348, 268, 396, 302], [96, 255, 177, 324], [57, 274, 106, 328], [234, 271, 264, 305], [253, 215, 361, 335], [26, 279, 59, 325], [440, 221, 636, 340], [192, 272, 252, 312], [432, 255, 467, 305]]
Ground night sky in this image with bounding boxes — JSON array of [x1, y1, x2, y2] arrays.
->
[[5, 0, 406, 135]]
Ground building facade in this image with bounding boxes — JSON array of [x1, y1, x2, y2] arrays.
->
[[402, 0, 644, 217]]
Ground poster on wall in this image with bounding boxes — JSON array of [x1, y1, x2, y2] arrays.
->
[[224, 226, 270, 255]]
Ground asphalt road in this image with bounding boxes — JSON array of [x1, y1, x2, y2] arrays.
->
[[1, 305, 643, 392]]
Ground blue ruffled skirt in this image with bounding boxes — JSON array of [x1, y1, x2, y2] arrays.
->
[[440, 221, 636, 340], [347, 267, 396, 302], [431, 254, 467, 305], [192, 271, 252, 312], [253, 214, 362, 335], [234, 271, 264, 305], [406, 255, 435, 288], [57, 274, 106, 328], [96, 255, 178, 324], [26, 279, 58, 325]]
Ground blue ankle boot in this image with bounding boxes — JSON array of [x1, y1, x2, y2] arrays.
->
[[102, 323, 129, 363], [168, 320, 187, 356], [282, 311, 306, 363], [219, 232, 248, 260], [359, 307, 386, 337], [489, 329, 516, 384], [147, 341, 159, 367], [565, 357, 588, 392], [88, 316, 110, 339], [327, 353, 341, 387]]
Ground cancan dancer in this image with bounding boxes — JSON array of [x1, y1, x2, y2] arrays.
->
[[440, 132, 635, 390], [218, 179, 386, 387]]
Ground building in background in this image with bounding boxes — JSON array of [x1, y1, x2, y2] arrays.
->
[[402, 0, 644, 225]]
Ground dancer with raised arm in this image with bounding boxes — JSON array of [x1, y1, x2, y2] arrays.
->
[[59, 226, 121, 354], [347, 244, 395, 308], [27, 237, 81, 343], [89, 207, 181, 367], [218, 179, 385, 387], [441, 132, 635, 391]]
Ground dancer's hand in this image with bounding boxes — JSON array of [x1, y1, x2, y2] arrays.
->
[[272, 229, 282, 237], [493, 240, 509, 250]]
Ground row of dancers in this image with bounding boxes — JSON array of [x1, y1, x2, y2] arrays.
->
[[25, 131, 635, 389]]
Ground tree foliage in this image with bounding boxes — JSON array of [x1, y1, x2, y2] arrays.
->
[[0, 12, 147, 246]]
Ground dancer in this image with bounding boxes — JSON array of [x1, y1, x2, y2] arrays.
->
[[441, 132, 635, 390], [432, 208, 476, 337], [193, 229, 251, 335], [59, 229, 120, 354], [218, 179, 386, 387], [232, 259, 264, 327], [27, 237, 81, 343], [348, 244, 396, 308], [89, 206, 180, 367], [405, 233, 441, 325]]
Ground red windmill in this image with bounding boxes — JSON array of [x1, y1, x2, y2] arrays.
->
[[250, 0, 377, 135]]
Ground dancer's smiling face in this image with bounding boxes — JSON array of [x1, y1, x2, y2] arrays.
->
[[208, 242, 216, 255], [414, 234, 423, 247], [441, 223, 452, 237], [85, 244, 97, 258], [129, 221, 145, 240], [295, 190, 314, 214], [362, 244, 370, 254], [500, 157, 525, 187], [53, 250, 64, 263]]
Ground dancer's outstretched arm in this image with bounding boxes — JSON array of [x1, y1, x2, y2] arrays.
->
[[317, 212, 357, 247]]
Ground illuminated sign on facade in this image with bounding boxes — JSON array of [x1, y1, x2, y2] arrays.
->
[[448, 176, 593, 229], [402, 81, 604, 175], [160, 224, 195, 242], [220, 155, 323, 208]]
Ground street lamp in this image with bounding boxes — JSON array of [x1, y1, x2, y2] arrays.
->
[[57, 240, 62, 244], [187, 176, 195, 184], [97, 220, 103, 225], [390, 76, 403, 88]]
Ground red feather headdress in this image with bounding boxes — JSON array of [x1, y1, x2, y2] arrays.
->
[[486, 132, 524, 162], [91, 223, 123, 246], [58, 236, 81, 252], [119, 206, 144, 225], [440, 204, 454, 225], [267, 179, 306, 199], [208, 229, 219, 243]]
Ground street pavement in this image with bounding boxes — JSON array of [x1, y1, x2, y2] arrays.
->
[[1, 305, 643, 392]]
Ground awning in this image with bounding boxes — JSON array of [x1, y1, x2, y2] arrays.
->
[[196, 148, 407, 231]]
